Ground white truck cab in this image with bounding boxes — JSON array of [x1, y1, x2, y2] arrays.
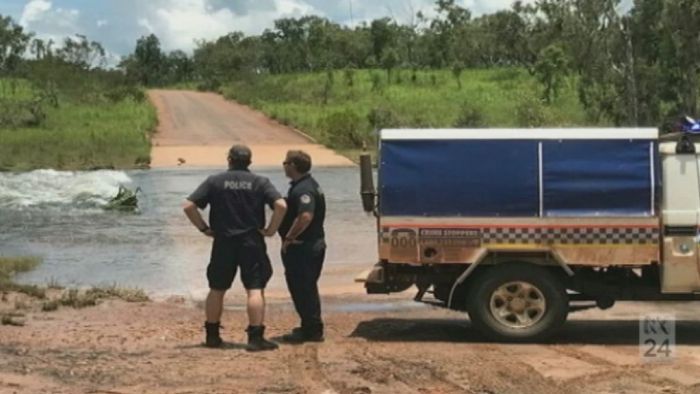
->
[[660, 138, 700, 293]]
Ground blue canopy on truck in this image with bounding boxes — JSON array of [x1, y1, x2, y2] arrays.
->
[[379, 128, 659, 217]]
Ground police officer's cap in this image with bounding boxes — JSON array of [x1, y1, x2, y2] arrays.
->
[[228, 145, 252, 162]]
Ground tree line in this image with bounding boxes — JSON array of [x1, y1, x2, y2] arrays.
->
[[3, 0, 700, 129], [1, 15, 144, 128]]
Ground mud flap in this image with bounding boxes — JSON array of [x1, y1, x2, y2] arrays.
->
[[356, 263, 416, 294], [355, 264, 388, 294]]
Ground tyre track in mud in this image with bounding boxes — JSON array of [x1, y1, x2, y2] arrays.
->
[[283, 344, 338, 394], [341, 341, 473, 393], [453, 344, 562, 394], [547, 345, 691, 393], [330, 314, 563, 394], [279, 336, 471, 394]]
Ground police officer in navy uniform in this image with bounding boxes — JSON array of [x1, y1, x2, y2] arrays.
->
[[279, 150, 327, 342], [183, 145, 287, 351]]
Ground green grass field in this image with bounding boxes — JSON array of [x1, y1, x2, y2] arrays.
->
[[0, 78, 34, 100], [222, 68, 600, 151], [0, 79, 156, 171], [1, 69, 601, 170]]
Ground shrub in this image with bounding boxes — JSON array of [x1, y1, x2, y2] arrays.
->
[[197, 79, 221, 92], [318, 109, 365, 148], [370, 72, 383, 92], [104, 86, 145, 103], [452, 61, 465, 89], [394, 70, 403, 84], [85, 285, 149, 303], [322, 69, 334, 105], [42, 300, 59, 312], [534, 45, 569, 104], [516, 96, 548, 127], [454, 102, 486, 127], [0, 99, 46, 128], [489, 68, 522, 82], [344, 67, 355, 87], [367, 107, 400, 130], [410, 115, 431, 127]]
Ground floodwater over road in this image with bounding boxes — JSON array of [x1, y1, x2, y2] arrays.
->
[[0, 166, 376, 298]]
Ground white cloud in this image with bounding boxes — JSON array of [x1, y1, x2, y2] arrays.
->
[[19, 0, 82, 45], [140, 0, 320, 53], [138, 18, 154, 33], [467, 0, 527, 15], [275, 0, 316, 15], [19, 0, 52, 26], [97, 19, 109, 28], [150, 0, 236, 50], [53, 8, 80, 29], [323, 0, 535, 28], [231, 0, 319, 36]]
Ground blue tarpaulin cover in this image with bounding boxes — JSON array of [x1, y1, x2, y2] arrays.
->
[[380, 140, 540, 216], [379, 137, 657, 217], [542, 141, 654, 216]]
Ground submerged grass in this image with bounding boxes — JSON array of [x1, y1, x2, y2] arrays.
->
[[0, 257, 149, 315], [41, 285, 149, 311], [0, 257, 45, 300], [0, 257, 40, 279]]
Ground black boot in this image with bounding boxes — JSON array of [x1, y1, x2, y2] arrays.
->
[[204, 321, 223, 348], [302, 323, 324, 342], [303, 325, 324, 343], [246, 325, 279, 352], [281, 326, 304, 343], [281, 325, 324, 344]]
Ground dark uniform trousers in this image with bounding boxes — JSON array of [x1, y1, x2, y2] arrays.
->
[[282, 238, 326, 333]]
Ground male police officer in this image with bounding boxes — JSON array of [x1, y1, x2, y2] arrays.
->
[[279, 150, 326, 342], [183, 145, 287, 351]]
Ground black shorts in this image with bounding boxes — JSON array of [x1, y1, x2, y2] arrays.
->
[[207, 233, 272, 290]]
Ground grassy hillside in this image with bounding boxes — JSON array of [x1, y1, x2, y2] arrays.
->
[[0, 79, 156, 171], [222, 68, 600, 156]]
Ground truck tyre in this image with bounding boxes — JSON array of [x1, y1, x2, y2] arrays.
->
[[466, 263, 568, 342]]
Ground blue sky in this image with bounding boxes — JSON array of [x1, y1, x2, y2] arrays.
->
[[0, 0, 630, 62]]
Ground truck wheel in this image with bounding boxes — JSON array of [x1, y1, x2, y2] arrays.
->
[[466, 263, 568, 342]]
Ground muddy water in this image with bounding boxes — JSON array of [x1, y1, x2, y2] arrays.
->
[[0, 167, 377, 297]]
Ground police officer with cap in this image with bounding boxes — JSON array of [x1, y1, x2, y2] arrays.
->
[[183, 144, 287, 351], [279, 150, 326, 342]]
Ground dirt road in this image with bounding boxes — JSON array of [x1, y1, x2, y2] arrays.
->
[[148, 90, 353, 168], [2, 293, 700, 394]]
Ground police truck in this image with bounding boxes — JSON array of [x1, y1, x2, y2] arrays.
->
[[357, 125, 700, 342]]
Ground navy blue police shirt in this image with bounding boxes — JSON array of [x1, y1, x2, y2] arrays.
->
[[279, 173, 325, 241], [188, 169, 281, 238]]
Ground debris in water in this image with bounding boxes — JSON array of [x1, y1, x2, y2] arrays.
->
[[104, 185, 140, 212]]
